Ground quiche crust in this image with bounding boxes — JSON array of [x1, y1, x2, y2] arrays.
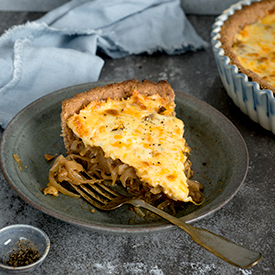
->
[[61, 79, 175, 151]]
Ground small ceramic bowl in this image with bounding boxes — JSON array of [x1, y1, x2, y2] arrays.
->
[[0, 224, 50, 274], [211, 0, 275, 134]]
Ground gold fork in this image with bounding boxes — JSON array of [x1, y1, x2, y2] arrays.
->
[[70, 182, 262, 269]]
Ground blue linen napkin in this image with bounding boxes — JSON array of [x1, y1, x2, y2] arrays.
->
[[0, 0, 208, 128]]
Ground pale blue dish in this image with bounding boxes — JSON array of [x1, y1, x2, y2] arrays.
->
[[0, 224, 50, 274], [211, 0, 275, 134]]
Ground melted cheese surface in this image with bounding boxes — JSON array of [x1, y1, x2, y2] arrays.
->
[[233, 12, 275, 87], [67, 91, 193, 202]]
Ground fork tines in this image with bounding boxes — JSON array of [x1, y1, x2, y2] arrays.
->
[[69, 182, 119, 209]]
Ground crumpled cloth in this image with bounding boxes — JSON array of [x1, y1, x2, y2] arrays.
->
[[0, 0, 208, 128]]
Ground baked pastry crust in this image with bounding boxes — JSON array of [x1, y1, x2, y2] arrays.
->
[[219, 0, 275, 93], [61, 79, 175, 151]]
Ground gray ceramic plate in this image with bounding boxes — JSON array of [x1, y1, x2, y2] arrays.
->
[[0, 81, 248, 234]]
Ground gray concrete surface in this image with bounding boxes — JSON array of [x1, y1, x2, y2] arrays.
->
[[0, 12, 274, 275]]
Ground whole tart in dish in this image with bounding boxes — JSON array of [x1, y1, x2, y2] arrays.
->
[[219, 0, 275, 93]]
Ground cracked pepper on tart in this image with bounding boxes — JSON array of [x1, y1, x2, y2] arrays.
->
[[44, 79, 204, 214], [219, 0, 275, 93]]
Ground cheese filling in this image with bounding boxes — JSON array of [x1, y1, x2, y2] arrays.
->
[[67, 91, 193, 202], [233, 11, 275, 87]]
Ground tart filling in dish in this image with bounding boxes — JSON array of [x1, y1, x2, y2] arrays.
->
[[219, 0, 275, 93]]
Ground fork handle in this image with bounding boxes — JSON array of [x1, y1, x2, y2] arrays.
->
[[131, 199, 262, 269]]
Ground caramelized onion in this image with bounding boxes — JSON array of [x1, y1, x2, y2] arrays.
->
[[187, 179, 204, 204], [48, 155, 80, 198], [46, 141, 204, 212]]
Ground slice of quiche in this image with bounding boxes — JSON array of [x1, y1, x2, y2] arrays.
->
[[57, 79, 203, 204]]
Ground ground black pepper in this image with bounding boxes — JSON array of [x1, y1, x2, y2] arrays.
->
[[7, 248, 40, 267], [6, 239, 41, 267]]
